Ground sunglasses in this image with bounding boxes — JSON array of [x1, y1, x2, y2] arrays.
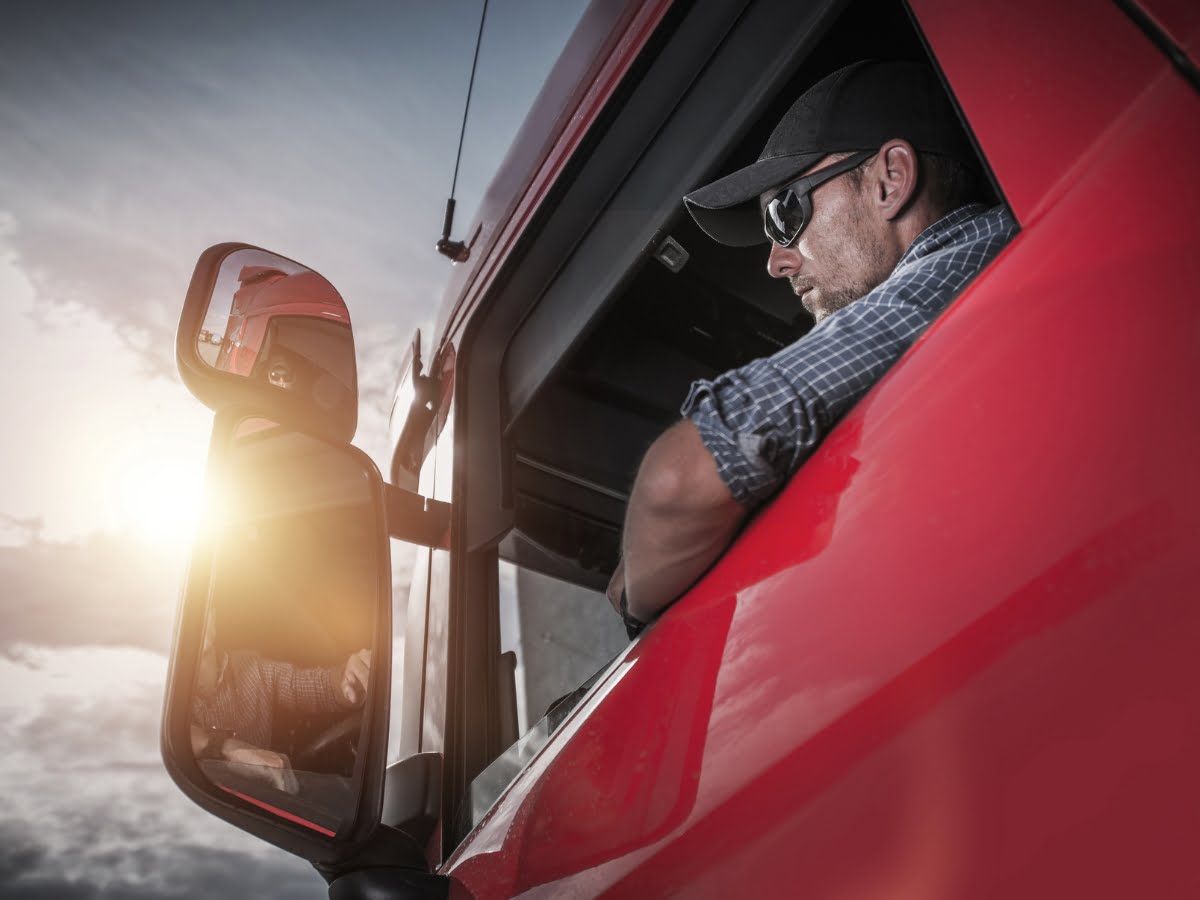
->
[[762, 149, 876, 246]]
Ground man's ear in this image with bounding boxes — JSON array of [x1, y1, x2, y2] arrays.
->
[[873, 138, 918, 221]]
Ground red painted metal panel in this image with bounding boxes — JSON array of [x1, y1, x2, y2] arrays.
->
[[910, 0, 1165, 225], [445, 8, 1200, 895]]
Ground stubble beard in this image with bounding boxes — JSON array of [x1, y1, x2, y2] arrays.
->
[[804, 196, 892, 323], [806, 281, 869, 323]]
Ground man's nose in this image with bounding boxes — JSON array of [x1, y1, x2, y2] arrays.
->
[[767, 241, 800, 279]]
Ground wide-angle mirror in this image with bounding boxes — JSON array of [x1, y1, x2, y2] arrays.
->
[[178, 245, 358, 442], [164, 415, 391, 856]]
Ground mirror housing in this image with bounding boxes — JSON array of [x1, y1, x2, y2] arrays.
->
[[178, 244, 358, 443], [162, 411, 391, 864]]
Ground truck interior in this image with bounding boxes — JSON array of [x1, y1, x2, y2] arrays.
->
[[443, 0, 1005, 847]]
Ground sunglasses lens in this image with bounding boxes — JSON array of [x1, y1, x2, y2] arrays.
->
[[764, 188, 806, 246]]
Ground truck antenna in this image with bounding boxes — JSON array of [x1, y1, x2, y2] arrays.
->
[[436, 0, 489, 263]]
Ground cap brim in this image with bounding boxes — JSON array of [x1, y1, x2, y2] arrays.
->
[[683, 151, 825, 246]]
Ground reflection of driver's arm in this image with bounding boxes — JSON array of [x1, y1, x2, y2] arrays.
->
[[266, 655, 360, 716], [190, 722, 299, 794]]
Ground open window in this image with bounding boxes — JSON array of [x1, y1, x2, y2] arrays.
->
[[499, 0, 1001, 591], [448, 0, 1009, 847]]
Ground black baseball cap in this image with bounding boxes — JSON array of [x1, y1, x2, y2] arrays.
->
[[684, 59, 975, 246]]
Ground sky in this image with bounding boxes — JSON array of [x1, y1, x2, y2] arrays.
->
[[0, 1, 588, 896]]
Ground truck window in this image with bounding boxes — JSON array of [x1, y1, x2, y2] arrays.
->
[[496, 0, 1001, 594], [458, 562, 628, 836], [497, 561, 626, 736]]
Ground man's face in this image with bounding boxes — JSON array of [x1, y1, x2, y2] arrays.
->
[[760, 154, 893, 323]]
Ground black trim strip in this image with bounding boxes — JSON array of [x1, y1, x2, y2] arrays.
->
[[1113, 0, 1200, 92]]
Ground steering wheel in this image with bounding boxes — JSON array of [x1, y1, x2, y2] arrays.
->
[[292, 709, 363, 772]]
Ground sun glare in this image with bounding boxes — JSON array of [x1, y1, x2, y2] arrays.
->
[[110, 443, 206, 549]]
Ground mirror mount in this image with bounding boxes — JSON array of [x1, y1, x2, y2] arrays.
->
[[386, 485, 451, 549], [310, 752, 448, 894], [381, 752, 442, 849], [392, 331, 441, 486]]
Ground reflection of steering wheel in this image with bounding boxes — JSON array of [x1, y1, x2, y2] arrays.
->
[[293, 709, 363, 772]]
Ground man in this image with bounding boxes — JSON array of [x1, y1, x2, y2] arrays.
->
[[191, 608, 371, 793], [607, 59, 1017, 635]]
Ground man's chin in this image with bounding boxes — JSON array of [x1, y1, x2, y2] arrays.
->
[[806, 290, 860, 324], [804, 293, 832, 323]]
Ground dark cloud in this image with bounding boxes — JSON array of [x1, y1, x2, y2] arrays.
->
[[0, 534, 181, 654], [0, 829, 48, 886], [0, 828, 321, 900]]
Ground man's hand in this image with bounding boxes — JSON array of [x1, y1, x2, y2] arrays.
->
[[221, 738, 300, 794], [620, 420, 746, 623], [606, 557, 649, 640], [338, 648, 372, 708]]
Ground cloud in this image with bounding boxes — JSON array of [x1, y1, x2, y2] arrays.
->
[[0, 0, 455, 384], [0, 646, 324, 899], [0, 228, 213, 543], [0, 0, 593, 386], [0, 514, 45, 546], [0, 535, 182, 654]]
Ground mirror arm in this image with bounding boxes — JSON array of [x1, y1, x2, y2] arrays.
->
[[385, 484, 451, 548], [393, 370, 441, 484]]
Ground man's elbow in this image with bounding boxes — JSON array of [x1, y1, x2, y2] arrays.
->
[[622, 421, 746, 623], [637, 420, 739, 518], [636, 445, 693, 517]]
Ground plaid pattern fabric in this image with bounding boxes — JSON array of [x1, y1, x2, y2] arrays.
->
[[193, 651, 346, 748], [682, 203, 1017, 507]]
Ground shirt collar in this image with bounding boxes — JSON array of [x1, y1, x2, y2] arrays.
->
[[895, 203, 990, 270]]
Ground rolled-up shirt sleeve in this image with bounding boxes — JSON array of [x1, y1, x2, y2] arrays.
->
[[682, 292, 933, 507]]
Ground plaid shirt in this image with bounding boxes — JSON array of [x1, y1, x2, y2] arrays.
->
[[682, 203, 1017, 507], [193, 651, 348, 748]]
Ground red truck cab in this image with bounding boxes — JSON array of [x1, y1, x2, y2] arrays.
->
[[164, 0, 1200, 896]]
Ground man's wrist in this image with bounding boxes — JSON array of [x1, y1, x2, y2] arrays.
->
[[619, 587, 647, 640]]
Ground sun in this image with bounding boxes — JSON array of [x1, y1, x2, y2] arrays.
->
[[110, 441, 207, 550]]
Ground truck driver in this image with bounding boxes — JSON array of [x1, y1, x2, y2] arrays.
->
[[607, 59, 1017, 635]]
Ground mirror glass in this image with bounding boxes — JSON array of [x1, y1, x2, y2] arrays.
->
[[189, 420, 381, 839], [197, 248, 355, 415]]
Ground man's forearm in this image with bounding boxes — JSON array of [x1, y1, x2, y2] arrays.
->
[[620, 420, 746, 623]]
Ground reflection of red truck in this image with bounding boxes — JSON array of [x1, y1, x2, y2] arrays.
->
[[168, 0, 1200, 896], [216, 266, 349, 377]]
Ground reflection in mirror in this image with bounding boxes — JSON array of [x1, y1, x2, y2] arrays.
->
[[189, 421, 380, 838], [198, 249, 355, 416]]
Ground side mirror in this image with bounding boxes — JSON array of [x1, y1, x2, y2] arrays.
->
[[162, 412, 392, 863], [178, 245, 358, 443]]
